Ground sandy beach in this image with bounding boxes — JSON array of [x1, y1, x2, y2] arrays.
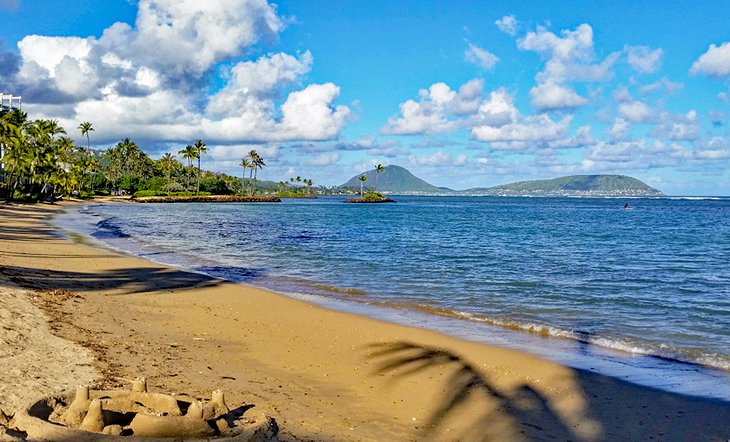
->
[[0, 202, 729, 441]]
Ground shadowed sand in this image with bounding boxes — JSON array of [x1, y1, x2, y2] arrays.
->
[[0, 202, 728, 441]]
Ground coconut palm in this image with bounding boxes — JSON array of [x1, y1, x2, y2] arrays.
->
[[160, 152, 176, 196], [194, 139, 207, 195], [239, 157, 253, 195], [375, 164, 385, 191], [78, 121, 93, 151], [178, 144, 197, 192], [358, 174, 368, 197], [247, 149, 265, 196]]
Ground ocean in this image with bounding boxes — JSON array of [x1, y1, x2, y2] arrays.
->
[[53, 196, 730, 400]]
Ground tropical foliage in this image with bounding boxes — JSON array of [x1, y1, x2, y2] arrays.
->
[[0, 110, 271, 201]]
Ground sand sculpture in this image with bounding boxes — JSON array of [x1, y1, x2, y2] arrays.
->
[[9, 378, 278, 441]]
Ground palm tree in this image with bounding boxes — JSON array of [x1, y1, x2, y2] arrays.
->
[[78, 121, 93, 152], [375, 164, 385, 191], [358, 174, 368, 197], [239, 157, 253, 195], [305, 178, 313, 196], [178, 144, 197, 192], [194, 139, 207, 195], [160, 152, 176, 196], [247, 149, 265, 196]]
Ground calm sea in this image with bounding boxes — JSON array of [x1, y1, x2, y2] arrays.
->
[[54, 196, 730, 400]]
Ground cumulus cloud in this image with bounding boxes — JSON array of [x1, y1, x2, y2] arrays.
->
[[650, 110, 701, 141], [618, 100, 652, 123], [464, 41, 499, 70], [472, 113, 572, 144], [625, 45, 664, 74], [518, 23, 618, 110], [528, 82, 588, 111], [12, 0, 350, 145], [607, 118, 631, 141], [382, 81, 474, 135], [495, 15, 517, 36], [306, 152, 341, 166], [691, 42, 730, 77]]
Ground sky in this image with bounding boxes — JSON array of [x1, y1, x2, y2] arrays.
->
[[1, 1, 729, 195]]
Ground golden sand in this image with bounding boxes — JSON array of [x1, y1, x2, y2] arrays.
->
[[0, 202, 728, 441]]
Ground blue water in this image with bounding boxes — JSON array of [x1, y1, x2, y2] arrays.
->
[[53, 196, 730, 399]]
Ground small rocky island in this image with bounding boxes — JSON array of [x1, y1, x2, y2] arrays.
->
[[344, 192, 395, 203]]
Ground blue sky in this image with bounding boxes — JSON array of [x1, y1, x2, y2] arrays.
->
[[2, 1, 729, 195]]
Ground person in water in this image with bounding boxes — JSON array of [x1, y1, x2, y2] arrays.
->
[[624, 203, 630, 209]]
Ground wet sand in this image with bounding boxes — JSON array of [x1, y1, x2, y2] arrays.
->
[[0, 202, 728, 441]]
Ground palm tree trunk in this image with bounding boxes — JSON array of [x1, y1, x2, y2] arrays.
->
[[252, 169, 258, 196], [197, 157, 201, 195]]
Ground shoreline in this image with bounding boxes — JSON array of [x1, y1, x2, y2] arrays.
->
[[56, 200, 730, 400], [1, 202, 729, 440]]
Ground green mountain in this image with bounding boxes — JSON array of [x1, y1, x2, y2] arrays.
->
[[465, 175, 663, 196], [340, 166, 662, 196], [340, 165, 452, 194]]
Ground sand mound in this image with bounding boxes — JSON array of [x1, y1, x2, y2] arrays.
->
[[9, 379, 278, 441]]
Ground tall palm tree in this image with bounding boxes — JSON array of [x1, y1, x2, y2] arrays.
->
[[160, 152, 176, 196], [358, 174, 368, 197], [178, 144, 197, 192], [247, 149, 265, 196], [239, 157, 253, 195], [194, 139, 207, 195], [375, 164, 385, 191], [78, 121, 94, 152]]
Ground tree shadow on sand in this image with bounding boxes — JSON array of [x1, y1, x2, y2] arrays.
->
[[366, 341, 597, 441], [0, 264, 264, 295]]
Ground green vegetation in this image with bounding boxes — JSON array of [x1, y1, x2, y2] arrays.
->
[[467, 175, 663, 196], [0, 109, 273, 202], [276, 176, 316, 198], [344, 191, 395, 203]]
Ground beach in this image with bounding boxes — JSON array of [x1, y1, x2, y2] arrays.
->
[[1, 202, 729, 441]]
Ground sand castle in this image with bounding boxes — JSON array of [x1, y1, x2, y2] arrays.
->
[[9, 378, 278, 441]]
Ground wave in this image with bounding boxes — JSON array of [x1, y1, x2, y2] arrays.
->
[[94, 217, 131, 239], [333, 298, 730, 372]]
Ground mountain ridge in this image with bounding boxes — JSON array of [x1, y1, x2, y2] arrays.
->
[[340, 166, 663, 196]]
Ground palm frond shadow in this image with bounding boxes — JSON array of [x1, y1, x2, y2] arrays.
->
[[366, 341, 581, 441]]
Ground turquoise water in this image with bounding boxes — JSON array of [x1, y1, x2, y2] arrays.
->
[[54, 196, 730, 397]]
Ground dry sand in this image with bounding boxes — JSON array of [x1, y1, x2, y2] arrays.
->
[[0, 202, 728, 441]]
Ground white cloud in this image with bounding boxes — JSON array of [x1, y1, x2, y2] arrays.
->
[[650, 110, 701, 141], [618, 100, 652, 123], [694, 137, 730, 159], [495, 15, 517, 36], [612, 85, 633, 103], [625, 45, 663, 74], [206, 51, 313, 117], [450, 78, 485, 115], [639, 78, 683, 95], [529, 82, 587, 111], [517, 24, 617, 110], [607, 118, 631, 141], [464, 42, 499, 70], [472, 114, 573, 145], [306, 152, 341, 166], [691, 42, 730, 77], [15, 1, 351, 145], [382, 82, 465, 135]]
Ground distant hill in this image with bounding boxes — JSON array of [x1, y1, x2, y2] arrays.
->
[[340, 166, 662, 196], [464, 175, 663, 197], [340, 165, 452, 194]]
